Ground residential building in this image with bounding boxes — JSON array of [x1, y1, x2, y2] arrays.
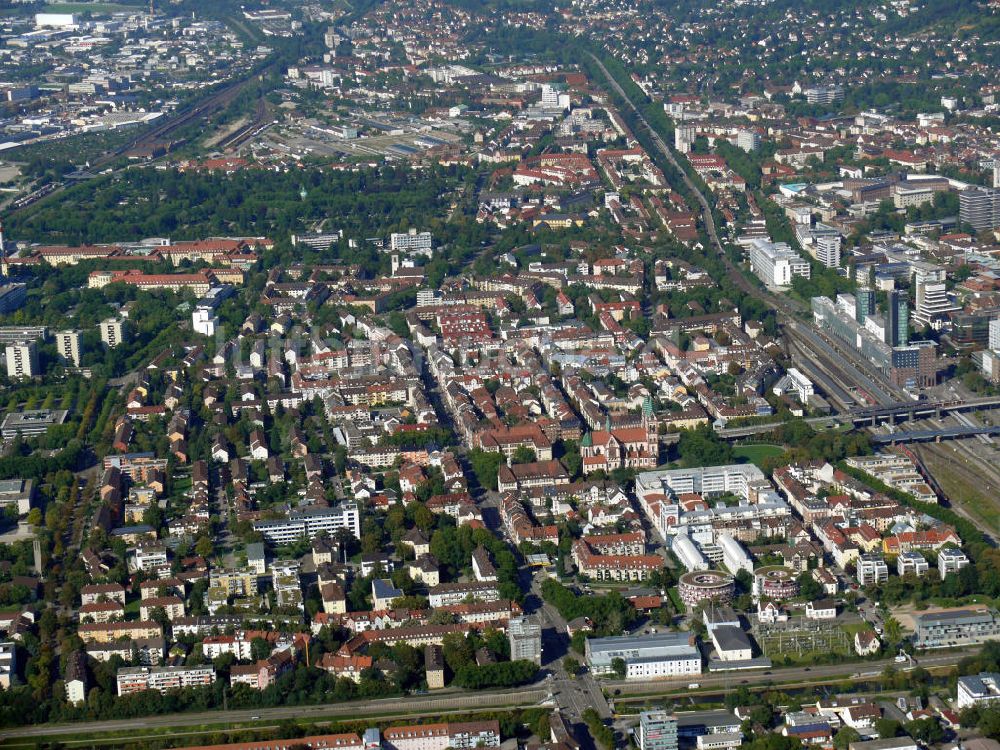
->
[[736, 130, 761, 152], [746, 238, 811, 288], [938, 547, 970, 580], [4, 342, 38, 378], [253, 503, 361, 544], [803, 84, 844, 105], [55, 330, 82, 367], [116, 665, 215, 694], [508, 616, 542, 665], [372, 578, 403, 610], [814, 234, 841, 269], [897, 551, 929, 577], [380, 720, 500, 750], [425, 645, 445, 690], [100, 318, 127, 348], [65, 651, 87, 705], [857, 555, 888, 586], [389, 229, 433, 255], [77, 620, 162, 643], [427, 581, 499, 608]]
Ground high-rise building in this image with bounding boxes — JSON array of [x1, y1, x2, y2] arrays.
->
[[4, 341, 38, 379], [887, 290, 909, 347], [912, 265, 957, 329], [100, 318, 127, 348], [674, 124, 696, 154], [890, 341, 937, 389], [507, 616, 542, 665], [736, 129, 761, 152], [814, 234, 841, 269], [803, 84, 844, 105], [856, 288, 876, 324], [55, 330, 82, 367], [388, 229, 433, 255], [990, 318, 1000, 351], [960, 187, 1000, 231], [540, 83, 570, 110], [746, 238, 811, 288], [637, 712, 678, 750]]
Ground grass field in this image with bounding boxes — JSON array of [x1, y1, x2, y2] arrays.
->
[[733, 443, 786, 467]]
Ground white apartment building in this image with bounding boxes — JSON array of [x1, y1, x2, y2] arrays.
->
[[116, 665, 215, 695], [100, 318, 127, 348], [253, 503, 361, 544], [745, 238, 811, 288], [4, 341, 38, 378], [737, 130, 761, 152], [814, 234, 841, 269], [55, 330, 82, 367], [389, 229, 433, 255], [857, 554, 889, 586], [938, 547, 970, 580], [897, 551, 929, 577]]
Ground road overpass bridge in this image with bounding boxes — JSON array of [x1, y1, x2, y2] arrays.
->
[[849, 397, 1000, 426], [871, 424, 1000, 445]]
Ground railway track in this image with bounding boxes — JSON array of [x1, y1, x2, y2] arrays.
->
[[7, 64, 276, 217], [217, 96, 270, 152], [587, 52, 908, 409]]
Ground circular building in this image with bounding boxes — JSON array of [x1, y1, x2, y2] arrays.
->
[[753, 565, 799, 601], [678, 570, 735, 608]]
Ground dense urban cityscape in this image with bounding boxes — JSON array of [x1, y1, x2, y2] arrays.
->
[[0, 0, 998, 750]]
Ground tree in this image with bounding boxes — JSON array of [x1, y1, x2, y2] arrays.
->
[[250, 637, 271, 661], [906, 718, 943, 745], [511, 446, 536, 464], [467, 449, 502, 491], [677, 425, 733, 468], [441, 632, 474, 673], [611, 657, 626, 679], [563, 656, 580, 676], [194, 535, 214, 559], [797, 572, 823, 601], [979, 708, 1000, 740], [875, 719, 901, 739], [883, 616, 903, 647], [833, 727, 861, 750]]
